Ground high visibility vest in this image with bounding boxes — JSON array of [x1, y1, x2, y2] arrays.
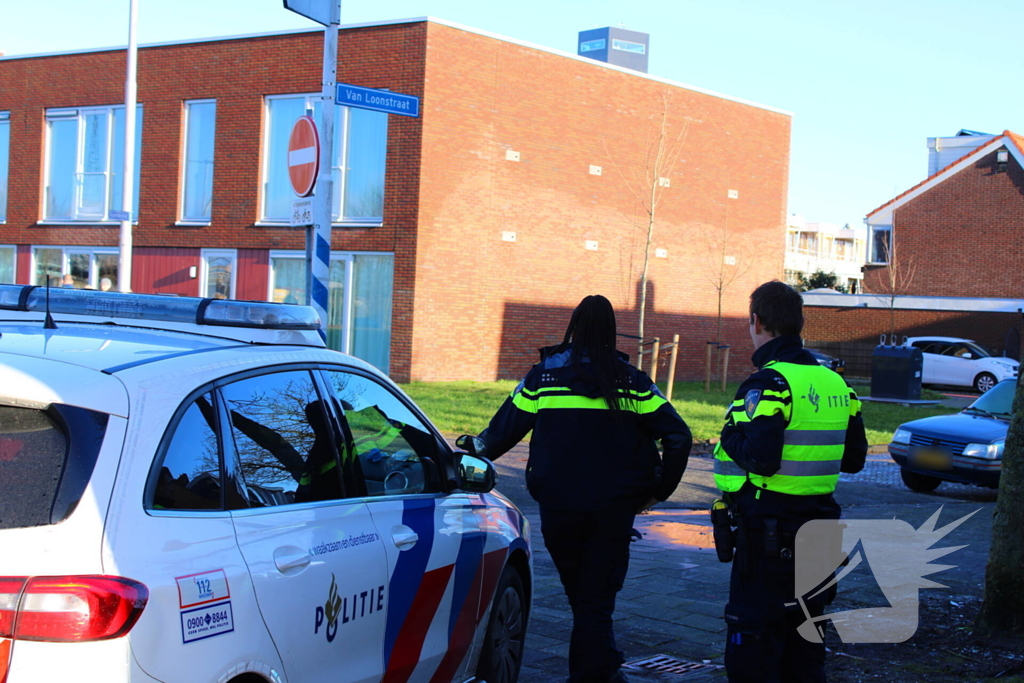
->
[[713, 361, 860, 495]]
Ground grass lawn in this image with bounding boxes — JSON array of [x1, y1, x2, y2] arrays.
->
[[400, 380, 961, 445]]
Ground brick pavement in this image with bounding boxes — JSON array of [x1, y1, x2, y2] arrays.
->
[[487, 443, 997, 682]]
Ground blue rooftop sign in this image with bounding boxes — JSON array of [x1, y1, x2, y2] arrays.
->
[[335, 83, 420, 118]]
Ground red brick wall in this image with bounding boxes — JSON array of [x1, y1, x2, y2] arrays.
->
[[0, 20, 789, 383], [863, 151, 1024, 298], [804, 306, 1023, 360], [409, 22, 790, 381], [0, 23, 426, 380]]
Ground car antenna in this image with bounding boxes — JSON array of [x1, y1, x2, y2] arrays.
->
[[44, 277, 58, 329]]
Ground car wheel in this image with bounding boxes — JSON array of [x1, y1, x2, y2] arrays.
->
[[974, 372, 997, 393], [900, 467, 942, 493], [476, 566, 526, 683]]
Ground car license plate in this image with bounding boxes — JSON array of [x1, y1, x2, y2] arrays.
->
[[911, 448, 952, 470]]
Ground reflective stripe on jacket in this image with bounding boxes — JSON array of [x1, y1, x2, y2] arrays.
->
[[714, 361, 860, 495]]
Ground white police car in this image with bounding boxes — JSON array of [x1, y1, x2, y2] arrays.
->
[[0, 285, 531, 683]]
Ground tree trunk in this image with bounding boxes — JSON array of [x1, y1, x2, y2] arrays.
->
[[975, 374, 1024, 637]]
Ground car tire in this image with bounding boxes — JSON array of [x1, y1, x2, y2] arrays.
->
[[476, 566, 526, 683], [974, 372, 997, 393], [900, 467, 942, 493]]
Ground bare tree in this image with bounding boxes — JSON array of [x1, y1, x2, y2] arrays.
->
[[876, 235, 917, 341], [697, 222, 756, 345], [976, 374, 1024, 637], [606, 94, 689, 361]]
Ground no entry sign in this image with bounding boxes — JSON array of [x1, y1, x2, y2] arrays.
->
[[288, 115, 320, 197]]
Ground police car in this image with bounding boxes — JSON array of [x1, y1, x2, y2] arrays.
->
[[0, 285, 531, 683]]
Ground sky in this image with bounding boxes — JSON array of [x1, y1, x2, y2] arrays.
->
[[4, 0, 1024, 228]]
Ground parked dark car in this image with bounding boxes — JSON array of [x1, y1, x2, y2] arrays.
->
[[807, 348, 845, 375], [888, 378, 1014, 492]]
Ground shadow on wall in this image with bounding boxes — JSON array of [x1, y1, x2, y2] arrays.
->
[[495, 280, 753, 382], [804, 308, 1024, 377]]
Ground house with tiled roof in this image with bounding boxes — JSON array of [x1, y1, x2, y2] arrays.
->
[[862, 129, 1024, 298], [798, 130, 1024, 369]]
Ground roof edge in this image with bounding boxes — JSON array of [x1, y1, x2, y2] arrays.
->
[[802, 290, 1024, 314], [865, 131, 1022, 223]]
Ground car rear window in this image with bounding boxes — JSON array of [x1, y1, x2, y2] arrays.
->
[[0, 404, 109, 530]]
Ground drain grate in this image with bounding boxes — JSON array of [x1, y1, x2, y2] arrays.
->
[[623, 654, 723, 678]]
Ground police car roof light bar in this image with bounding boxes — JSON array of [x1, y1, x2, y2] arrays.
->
[[0, 285, 321, 331]]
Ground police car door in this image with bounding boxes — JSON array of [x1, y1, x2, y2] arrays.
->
[[224, 368, 389, 683], [322, 369, 501, 683]]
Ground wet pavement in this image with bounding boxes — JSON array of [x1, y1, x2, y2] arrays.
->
[[480, 442, 997, 682]]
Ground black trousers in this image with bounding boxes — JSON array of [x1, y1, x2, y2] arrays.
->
[[540, 502, 636, 683], [724, 520, 828, 683]]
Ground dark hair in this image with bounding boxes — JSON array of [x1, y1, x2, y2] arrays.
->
[[749, 280, 804, 337], [562, 295, 629, 411]]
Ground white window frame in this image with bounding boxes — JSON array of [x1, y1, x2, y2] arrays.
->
[[259, 94, 386, 227], [41, 104, 142, 224], [868, 225, 892, 264], [0, 244, 16, 284], [0, 111, 9, 224], [200, 249, 237, 299], [179, 99, 216, 226], [30, 245, 119, 288], [265, 250, 404, 361]]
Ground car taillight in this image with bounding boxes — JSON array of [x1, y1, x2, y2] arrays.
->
[[0, 576, 148, 643], [1, 637, 10, 683]]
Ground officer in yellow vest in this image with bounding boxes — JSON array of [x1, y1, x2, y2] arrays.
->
[[713, 281, 867, 683]]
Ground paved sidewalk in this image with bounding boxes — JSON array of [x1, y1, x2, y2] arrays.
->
[[483, 443, 997, 682]]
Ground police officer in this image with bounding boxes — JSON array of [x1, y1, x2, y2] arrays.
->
[[713, 281, 867, 683], [462, 294, 692, 683]]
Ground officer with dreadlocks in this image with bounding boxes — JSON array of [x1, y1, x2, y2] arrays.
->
[[712, 280, 867, 683], [460, 294, 692, 683]]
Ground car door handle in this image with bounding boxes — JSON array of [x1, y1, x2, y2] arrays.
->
[[392, 525, 419, 550], [274, 550, 312, 573]]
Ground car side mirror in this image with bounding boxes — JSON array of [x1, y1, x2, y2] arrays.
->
[[962, 352, 972, 359], [454, 453, 496, 493]]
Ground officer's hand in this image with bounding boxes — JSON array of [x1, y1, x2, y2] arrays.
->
[[637, 497, 659, 514], [455, 434, 485, 456]]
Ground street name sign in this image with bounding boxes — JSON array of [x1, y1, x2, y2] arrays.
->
[[335, 83, 420, 118], [288, 115, 320, 198]]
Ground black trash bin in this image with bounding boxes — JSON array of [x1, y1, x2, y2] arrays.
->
[[871, 343, 923, 400]]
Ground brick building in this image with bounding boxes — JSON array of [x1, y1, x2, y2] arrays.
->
[[798, 130, 1024, 372], [0, 18, 791, 382], [863, 129, 1024, 298]]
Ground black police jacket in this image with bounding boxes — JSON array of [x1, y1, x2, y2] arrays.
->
[[478, 343, 692, 511]]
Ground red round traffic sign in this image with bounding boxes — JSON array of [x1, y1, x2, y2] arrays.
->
[[288, 115, 320, 197]]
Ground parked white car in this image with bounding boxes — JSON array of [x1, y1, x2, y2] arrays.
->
[[906, 336, 1019, 392], [0, 285, 531, 683]]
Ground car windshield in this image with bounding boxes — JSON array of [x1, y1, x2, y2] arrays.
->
[[965, 381, 1015, 418]]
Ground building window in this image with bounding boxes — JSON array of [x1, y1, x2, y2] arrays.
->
[[0, 245, 15, 284], [579, 39, 606, 53], [0, 112, 9, 223], [262, 95, 387, 224], [201, 249, 236, 299], [869, 225, 891, 263], [269, 251, 393, 373], [32, 246, 119, 289], [44, 105, 142, 222], [181, 100, 216, 223], [611, 39, 646, 54]]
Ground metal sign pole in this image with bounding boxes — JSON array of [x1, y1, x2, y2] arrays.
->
[[118, 0, 138, 292], [307, 2, 339, 342]]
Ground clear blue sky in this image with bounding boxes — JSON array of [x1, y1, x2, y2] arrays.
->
[[4, 0, 1023, 227]]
